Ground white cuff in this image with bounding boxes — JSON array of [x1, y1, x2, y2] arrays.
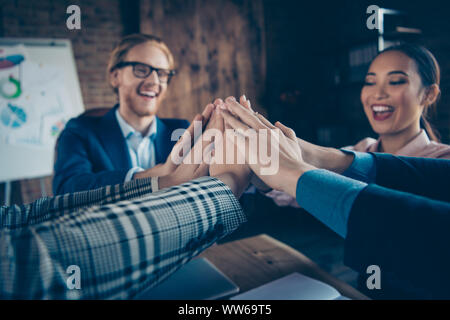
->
[[151, 176, 159, 192], [125, 167, 145, 182]]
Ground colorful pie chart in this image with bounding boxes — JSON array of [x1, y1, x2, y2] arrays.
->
[[1, 103, 27, 128], [0, 76, 22, 99], [0, 54, 25, 69], [0, 54, 25, 99]]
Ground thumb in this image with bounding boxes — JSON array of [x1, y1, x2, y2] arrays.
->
[[171, 114, 201, 158]]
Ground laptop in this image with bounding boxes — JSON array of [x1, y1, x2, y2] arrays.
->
[[136, 258, 240, 300], [231, 272, 351, 300]]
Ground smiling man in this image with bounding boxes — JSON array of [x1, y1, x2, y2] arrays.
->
[[53, 34, 190, 194]]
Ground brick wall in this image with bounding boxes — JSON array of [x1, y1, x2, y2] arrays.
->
[[1, 0, 124, 110], [0, 0, 127, 204], [140, 0, 266, 121]]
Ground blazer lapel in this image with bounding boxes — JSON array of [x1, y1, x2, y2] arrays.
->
[[154, 117, 172, 164], [98, 105, 132, 169]]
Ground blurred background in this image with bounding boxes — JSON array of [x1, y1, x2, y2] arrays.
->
[[1, 0, 449, 287]]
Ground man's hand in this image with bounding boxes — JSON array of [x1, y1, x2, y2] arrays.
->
[[161, 103, 214, 175], [158, 148, 210, 189], [133, 104, 215, 184], [157, 104, 217, 189]]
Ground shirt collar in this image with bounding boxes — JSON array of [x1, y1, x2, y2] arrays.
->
[[115, 109, 157, 140], [396, 129, 430, 155], [371, 129, 430, 155]]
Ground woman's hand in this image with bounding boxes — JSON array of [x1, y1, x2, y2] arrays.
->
[[239, 95, 272, 193], [221, 96, 316, 197], [207, 98, 252, 198]]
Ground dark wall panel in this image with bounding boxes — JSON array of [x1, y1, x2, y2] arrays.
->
[[140, 0, 266, 120]]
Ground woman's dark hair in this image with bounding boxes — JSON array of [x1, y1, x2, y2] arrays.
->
[[378, 43, 441, 142]]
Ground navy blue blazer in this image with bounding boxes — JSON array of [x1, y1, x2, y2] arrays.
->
[[344, 154, 450, 299], [53, 105, 190, 195]]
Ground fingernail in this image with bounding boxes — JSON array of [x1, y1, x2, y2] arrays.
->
[[242, 94, 247, 101], [226, 96, 236, 103]]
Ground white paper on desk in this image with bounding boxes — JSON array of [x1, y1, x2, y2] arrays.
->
[[231, 273, 351, 300]]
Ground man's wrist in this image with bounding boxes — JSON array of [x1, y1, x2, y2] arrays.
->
[[126, 167, 144, 182], [158, 175, 173, 189], [133, 171, 146, 180], [133, 164, 167, 180]]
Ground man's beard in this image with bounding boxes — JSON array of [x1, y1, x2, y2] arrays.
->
[[126, 94, 158, 117]]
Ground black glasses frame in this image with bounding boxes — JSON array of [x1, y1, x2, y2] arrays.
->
[[114, 61, 176, 83]]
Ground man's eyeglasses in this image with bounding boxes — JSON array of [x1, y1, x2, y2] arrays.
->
[[114, 61, 176, 83]]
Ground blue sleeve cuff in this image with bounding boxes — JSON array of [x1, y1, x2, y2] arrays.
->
[[125, 167, 145, 182], [340, 149, 376, 183], [296, 169, 367, 238]]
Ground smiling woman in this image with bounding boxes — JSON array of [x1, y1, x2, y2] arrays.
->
[[266, 44, 450, 208], [347, 43, 450, 159]]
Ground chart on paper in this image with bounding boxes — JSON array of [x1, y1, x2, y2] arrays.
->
[[0, 39, 84, 182]]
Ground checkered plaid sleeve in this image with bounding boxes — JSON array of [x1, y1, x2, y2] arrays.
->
[[0, 177, 155, 229], [0, 176, 246, 299]]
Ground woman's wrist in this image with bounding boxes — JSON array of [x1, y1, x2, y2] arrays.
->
[[298, 138, 354, 174], [279, 163, 316, 198], [297, 138, 325, 168], [318, 148, 354, 174]]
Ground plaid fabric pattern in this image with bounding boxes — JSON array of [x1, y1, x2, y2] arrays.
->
[[0, 176, 246, 299]]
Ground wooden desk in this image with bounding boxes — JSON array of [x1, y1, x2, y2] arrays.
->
[[200, 234, 368, 300]]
